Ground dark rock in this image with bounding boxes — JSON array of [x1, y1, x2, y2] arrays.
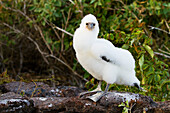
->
[[0, 81, 51, 97], [0, 82, 169, 113], [79, 91, 158, 113], [30, 97, 68, 112], [0, 82, 84, 98], [0, 92, 35, 113], [148, 101, 170, 113], [55, 86, 84, 97]]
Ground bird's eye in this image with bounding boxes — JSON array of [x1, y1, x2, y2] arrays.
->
[[86, 23, 89, 25], [93, 23, 95, 26]]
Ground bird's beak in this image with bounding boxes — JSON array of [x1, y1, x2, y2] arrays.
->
[[87, 23, 95, 30]]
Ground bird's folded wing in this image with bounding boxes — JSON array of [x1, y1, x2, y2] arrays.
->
[[90, 39, 135, 70]]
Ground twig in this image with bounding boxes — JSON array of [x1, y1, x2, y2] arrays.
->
[[154, 52, 170, 58], [69, 0, 75, 5], [44, 19, 62, 41], [158, 49, 170, 55], [23, 0, 26, 14], [62, 11, 66, 25], [163, 45, 170, 52], [31, 81, 38, 97], [18, 44, 23, 76], [46, 54, 89, 82], [37, 26, 53, 54], [61, 8, 72, 51], [164, 20, 170, 32], [148, 25, 170, 34], [53, 25, 74, 37], [45, 20, 71, 65], [51, 69, 56, 88], [45, 19, 73, 37]]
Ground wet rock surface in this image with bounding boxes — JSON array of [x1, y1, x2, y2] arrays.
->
[[0, 82, 169, 113]]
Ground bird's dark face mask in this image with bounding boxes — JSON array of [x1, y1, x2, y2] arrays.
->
[[86, 22, 95, 30]]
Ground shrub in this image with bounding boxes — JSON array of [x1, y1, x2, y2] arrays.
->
[[0, 0, 169, 101]]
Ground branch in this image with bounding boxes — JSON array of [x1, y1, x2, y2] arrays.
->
[[44, 17, 73, 37], [61, 8, 72, 51], [148, 25, 170, 35], [36, 26, 53, 54], [53, 25, 74, 37], [45, 20, 62, 41], [158, 49, 170, 56], [163, 45, 170, 52], [154, 52, 170, 59]]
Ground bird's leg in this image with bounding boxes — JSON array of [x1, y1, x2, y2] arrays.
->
[[79, 80, 102, 96], [87, 83, 110, 102]]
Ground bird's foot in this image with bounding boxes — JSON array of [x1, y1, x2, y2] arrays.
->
[[79, 90, 102, 97], [79, 86, 102, 97], [87, 91, 107, 102]]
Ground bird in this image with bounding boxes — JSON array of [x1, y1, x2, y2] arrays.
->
[[73, 14, 143, 102]]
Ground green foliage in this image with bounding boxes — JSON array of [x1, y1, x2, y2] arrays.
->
[[0, 0, 169, 102], [0, 70, 14, 85], [118, 100, 131, 113]]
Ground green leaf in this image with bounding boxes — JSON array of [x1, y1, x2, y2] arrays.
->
[[154, 74, 161, 82], [130, 39, 135, 46], [139, 54, 144, 71], [143, 44, 154, 58], [98, 0, 102, 6], [149, 66, 155, 72], [90, 0, 96, 4], [42, 21, 46, 26], [123, 107, 129, 113], [84, 73, 90, 79], [118, 102, 125, 107], [160, 80, 170, 88], [110, 34, 114, 40], [143, 64, 149, 70], [122, 44, 129, 49], [125, 100, 129, 107], [146, 71, 154, 76], [148, 75, 154, 84], [55, 1, 62, 7]]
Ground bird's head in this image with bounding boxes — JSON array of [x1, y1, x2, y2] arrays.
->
[[80, 14, 99, 34]]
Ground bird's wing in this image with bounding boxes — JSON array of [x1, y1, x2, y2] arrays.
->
[[90, 39, 135, 70]]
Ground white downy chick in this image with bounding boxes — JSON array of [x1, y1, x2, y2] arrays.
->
[[73, 14, 142, 102]]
